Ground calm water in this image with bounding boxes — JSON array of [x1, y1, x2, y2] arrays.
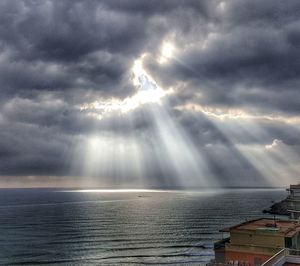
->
[[0, 188, 287, 265]]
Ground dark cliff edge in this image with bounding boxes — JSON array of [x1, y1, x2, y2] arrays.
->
[[262, 199, 289, 216]]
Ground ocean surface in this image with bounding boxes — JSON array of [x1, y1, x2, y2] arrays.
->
[[0, 188, 287, 265]]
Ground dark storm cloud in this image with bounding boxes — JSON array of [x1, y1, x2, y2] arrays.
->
[[0, 0, 299, 186], [144, 0, 300, 115], [0, 0, 214, 100], [0, 0, 146, 100], [0, 119, 74, 176]]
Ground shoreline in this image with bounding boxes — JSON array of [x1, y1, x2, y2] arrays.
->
[[263, 198, 289, 216]]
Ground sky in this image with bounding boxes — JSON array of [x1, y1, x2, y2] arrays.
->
[[0, 0, 300, 188]]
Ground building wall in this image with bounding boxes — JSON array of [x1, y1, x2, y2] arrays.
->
[[291, 212, 300, 219], [290, 192, 300, 198], [289, 187, 300, 198], [230, 231, 285, 248], [215, 248, 225, 263], [287, 198, 300, 219], [292, 234, 300, 249], [288, 199, 300, 209], [225, 251, 271, 266]]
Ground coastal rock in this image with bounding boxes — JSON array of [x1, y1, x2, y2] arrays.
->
[[262, 199, 289, 216]]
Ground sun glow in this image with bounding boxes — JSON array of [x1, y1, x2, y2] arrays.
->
[[158, 41, 175, 63], [74, 50, 300, 189], [162, 42, 174, 58], [75, 55, 218, 189], [80, 60, 167, 118]]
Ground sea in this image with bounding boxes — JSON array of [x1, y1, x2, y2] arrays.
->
[[0, 188, 287, 265]]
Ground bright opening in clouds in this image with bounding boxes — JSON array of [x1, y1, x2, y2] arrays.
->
[[158, 42, 175, 63], [80, 60, 167, 119], [0, 0, 300, 188]]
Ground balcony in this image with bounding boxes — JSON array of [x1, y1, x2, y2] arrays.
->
[[262, 249, 300, 266]]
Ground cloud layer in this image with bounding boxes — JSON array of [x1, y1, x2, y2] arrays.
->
[[0, 0, 299, 187]]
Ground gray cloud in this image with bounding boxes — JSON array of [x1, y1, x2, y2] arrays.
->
[[144, 0, 300, 115], [0, 0, 299, 187]]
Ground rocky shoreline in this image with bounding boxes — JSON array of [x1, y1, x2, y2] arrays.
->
[[262, 199, 289, 216]]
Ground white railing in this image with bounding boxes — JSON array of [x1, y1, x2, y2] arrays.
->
[[262, 248, 300, 266], [261, 249, 286, 266]]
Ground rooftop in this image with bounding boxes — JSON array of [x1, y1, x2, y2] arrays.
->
[[289, 184, 300, 189], [221, 218, 300, 237]]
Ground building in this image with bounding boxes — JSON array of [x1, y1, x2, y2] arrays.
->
[[261, 248, 300, 266], [286, 184, 300, 219], [213, 218, 300, 266]]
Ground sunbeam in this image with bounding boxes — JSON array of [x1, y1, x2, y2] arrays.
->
[[128, 60, 216, 187], [73, 40, 300, 189], [200, 113, 300, 186], [75, 58, 219, 188], [3, 2, 300, 265]]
